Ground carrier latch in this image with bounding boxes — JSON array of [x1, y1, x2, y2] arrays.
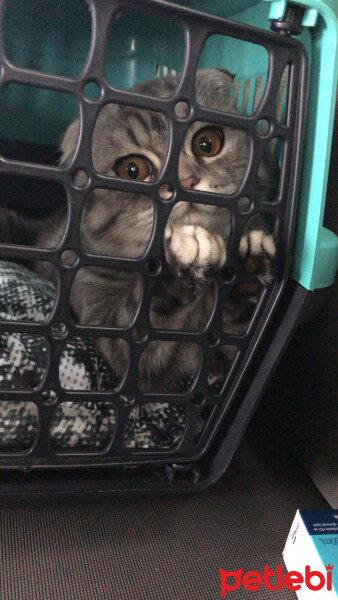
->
[[270, 4, 305, 36], [165, 462, 200, 486]]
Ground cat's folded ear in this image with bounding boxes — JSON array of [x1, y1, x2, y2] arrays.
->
[[213, 68, 236, 81], [195, 68, 235, 111], [59, 119, 80, 166]]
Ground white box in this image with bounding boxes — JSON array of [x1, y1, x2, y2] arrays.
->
[[283, 509, 338, 599]]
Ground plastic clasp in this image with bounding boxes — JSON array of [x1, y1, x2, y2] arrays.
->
[[264, 0, 319, 27], [165, 463, 200, 485]]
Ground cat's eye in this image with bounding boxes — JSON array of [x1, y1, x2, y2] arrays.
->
[[192, 127, 224, 157], [115, 155, 152, 181]]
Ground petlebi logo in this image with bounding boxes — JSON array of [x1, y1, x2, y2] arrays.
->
[[218, 564, 334, 596]]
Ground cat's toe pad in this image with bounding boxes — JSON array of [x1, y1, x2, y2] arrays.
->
[[239, 231, 275, 283], [165, 224, 226, 276]]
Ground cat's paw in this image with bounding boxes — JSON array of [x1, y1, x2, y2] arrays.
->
[[164, 224, 226, 279], [239, 230, 275, 285], [0, 208, 12, 244]]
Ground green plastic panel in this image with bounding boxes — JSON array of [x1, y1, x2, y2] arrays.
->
[[265, 0, 338, 290]]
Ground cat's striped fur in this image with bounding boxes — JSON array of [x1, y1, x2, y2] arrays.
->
[[0, 70, 275, 392]]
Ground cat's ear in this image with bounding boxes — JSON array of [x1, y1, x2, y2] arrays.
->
[[213, 68, 236, 82], [59, 119, 80, 166], [196, 68, 235, 111]]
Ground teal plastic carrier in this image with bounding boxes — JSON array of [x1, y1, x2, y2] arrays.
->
[[1, 0, 337, 291], [0, 0, 336, 498]]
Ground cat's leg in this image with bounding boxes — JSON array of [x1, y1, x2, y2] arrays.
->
[[164, 224, 226, 279], [239, 230, 275, 285], [0, 207, 65, 250], [0, 208, 38, 245], [220, 233, 275, 350]]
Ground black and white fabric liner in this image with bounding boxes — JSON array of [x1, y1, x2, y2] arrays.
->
[[0, 261, 221, 453]]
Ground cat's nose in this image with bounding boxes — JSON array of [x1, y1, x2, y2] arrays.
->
[[180, 176, 200, 189]]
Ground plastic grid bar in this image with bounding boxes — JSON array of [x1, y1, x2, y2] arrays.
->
[[0, 0, 307, 469]]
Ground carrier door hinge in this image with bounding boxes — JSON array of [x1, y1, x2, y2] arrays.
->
[[265, 1, 319, 36], [165, 462, 200, 486], [270, 4, 305, 36]]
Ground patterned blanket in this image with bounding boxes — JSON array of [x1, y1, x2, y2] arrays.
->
[[0, 261, 188, 452]]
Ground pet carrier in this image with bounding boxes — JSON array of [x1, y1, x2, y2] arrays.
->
[[0, 0, 337, 500]]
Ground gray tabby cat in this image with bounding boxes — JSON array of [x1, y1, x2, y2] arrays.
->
[[0, 69, 275, 392]]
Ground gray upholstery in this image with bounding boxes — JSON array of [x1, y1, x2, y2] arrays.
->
[[268, 279, 338, 508], [0, 404, 327, 600], [267, 97, 337, 509]]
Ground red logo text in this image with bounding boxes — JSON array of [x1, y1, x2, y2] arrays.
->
[[219, 564, 334, 596]]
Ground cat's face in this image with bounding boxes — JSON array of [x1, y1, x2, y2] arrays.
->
[[61, 69, 252, 257]]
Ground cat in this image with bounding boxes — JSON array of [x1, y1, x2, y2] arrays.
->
[[0, 69, 276, 392]]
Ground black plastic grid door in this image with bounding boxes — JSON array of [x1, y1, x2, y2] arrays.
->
[[0, 0, 307, 469]]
